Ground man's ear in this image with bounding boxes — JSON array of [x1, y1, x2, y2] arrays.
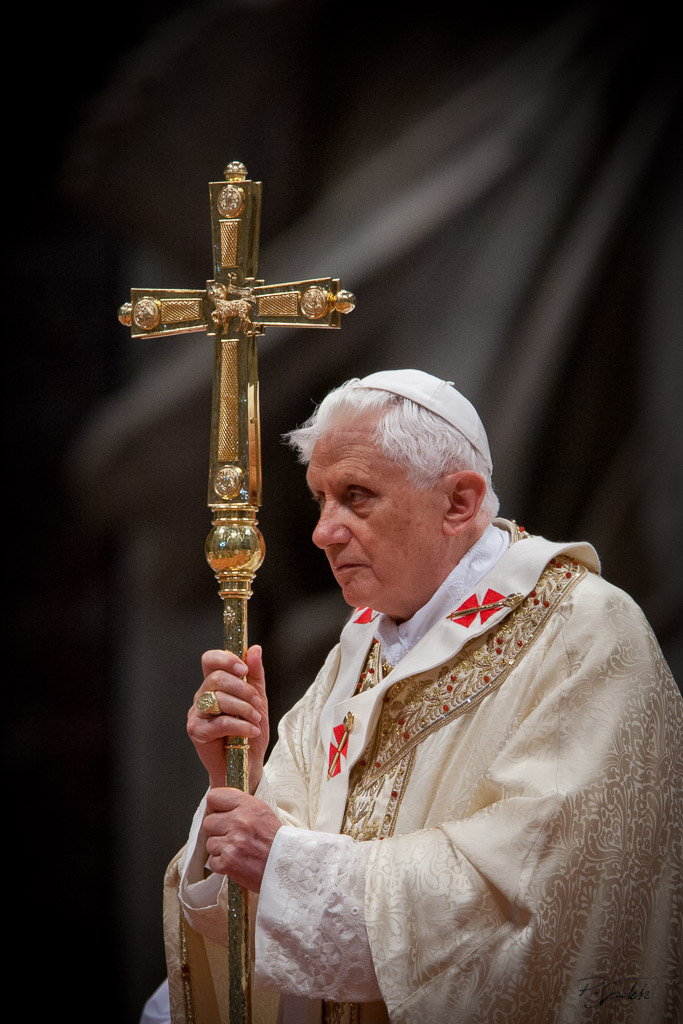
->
[[442, 472, 487, 536]]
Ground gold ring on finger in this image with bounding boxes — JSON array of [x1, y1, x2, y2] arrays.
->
[[197, 690, 222, 716]]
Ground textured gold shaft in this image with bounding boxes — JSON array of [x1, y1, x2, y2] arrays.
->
[[222, 592, 249, 803], [206, 297, 263, 1024], [224, 597, 250, 1022], [205, 509, 264, 1024]]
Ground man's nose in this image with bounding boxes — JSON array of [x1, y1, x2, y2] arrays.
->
[[312, 502, 350, 549]]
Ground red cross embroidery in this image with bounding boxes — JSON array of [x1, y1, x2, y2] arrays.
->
[[449, 588, 506, 628], [353, 607, 376, 623], [328, 713, 354, 778]]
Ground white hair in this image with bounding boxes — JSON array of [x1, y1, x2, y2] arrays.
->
[[286, 379, 500, 518]]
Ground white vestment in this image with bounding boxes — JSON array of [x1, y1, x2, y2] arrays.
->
[[162, 521, 683, 1023]]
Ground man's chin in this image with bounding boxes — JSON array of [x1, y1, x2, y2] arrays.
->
[[338, 581, 411, 621], [337, 578, 376, 611], [340, 587, 366, 609]]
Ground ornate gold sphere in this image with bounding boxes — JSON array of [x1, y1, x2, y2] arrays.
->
[[224, 161, 248, 182]]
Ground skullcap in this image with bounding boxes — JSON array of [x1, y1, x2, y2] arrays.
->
[[357, 369, 492, 472]]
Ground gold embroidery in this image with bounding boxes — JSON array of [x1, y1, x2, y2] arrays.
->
[[364, 556, 584, 785], [448, 591, 524, 621], [179, 910, 195, 1024], [354, 640, 384, 694], [322, 999, 362, 1023], [334, 551, 585, 1023], [328, 712, 355, 779], [322, 1001, 344, 1023], [343, 555, 586, 835], [343, 747, 416, 841]]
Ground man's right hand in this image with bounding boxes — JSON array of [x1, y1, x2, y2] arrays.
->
[[187, 645, 269, 793]]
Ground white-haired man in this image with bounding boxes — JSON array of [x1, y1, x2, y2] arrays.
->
[[153, 370, 682, 1024]]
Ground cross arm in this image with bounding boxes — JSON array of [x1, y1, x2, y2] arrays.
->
[[117, 277, 355, 340], [252, 277, 355, 328], [118, 288, 209, 339]]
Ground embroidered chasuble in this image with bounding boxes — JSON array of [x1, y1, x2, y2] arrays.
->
[[163, 520, 683, 1023]]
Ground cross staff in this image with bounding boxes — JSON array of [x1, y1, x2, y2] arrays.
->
[[118, 160, 354, 1024]]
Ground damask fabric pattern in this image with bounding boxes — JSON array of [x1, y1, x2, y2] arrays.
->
[[255, 542, 682, 1022], [256, 828, 380, 1002], [363, 583, 682, 1022], [166, 528, 682, 1023]]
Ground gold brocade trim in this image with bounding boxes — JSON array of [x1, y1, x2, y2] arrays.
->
[[324, 649, 392, 1019], [322, 999, 362, 1023], [342, 746, 416, 842], [343, 554, 586, 834], [328, 551, 584, 1024], [354, 640, 384, 694], [179, 910, 196, 1024]]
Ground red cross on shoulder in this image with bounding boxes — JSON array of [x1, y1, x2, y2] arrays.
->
[[449, 589, 507, 628]]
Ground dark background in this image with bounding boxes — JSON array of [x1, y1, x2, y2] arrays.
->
[[6, 2, 681, 1019]]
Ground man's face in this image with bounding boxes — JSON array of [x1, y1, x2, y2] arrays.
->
[[306, 414, 454, 622]]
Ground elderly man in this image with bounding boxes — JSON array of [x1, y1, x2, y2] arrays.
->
[[153, 370, 682, 1024]]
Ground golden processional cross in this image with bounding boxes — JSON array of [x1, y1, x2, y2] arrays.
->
[[118, 160, 355, 1024]]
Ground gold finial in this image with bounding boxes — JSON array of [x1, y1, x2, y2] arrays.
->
[[224, 161, 248, 182], [117, 302, 132, 326], [334, 290, 356, 314]]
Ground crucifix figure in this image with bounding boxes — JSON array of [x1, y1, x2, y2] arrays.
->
[[118, 160, 355, 1024]]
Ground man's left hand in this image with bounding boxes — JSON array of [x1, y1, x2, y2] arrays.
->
[[203, 788, 282, 892]]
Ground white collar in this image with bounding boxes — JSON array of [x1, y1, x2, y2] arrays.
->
[[374, 523, 510, 668]]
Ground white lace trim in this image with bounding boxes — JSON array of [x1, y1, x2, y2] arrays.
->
[[178, 775, 297, 912], [255, 826, 381, 1001]]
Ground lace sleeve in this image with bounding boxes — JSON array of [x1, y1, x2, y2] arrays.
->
[[254, 826, 382, 1002]]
